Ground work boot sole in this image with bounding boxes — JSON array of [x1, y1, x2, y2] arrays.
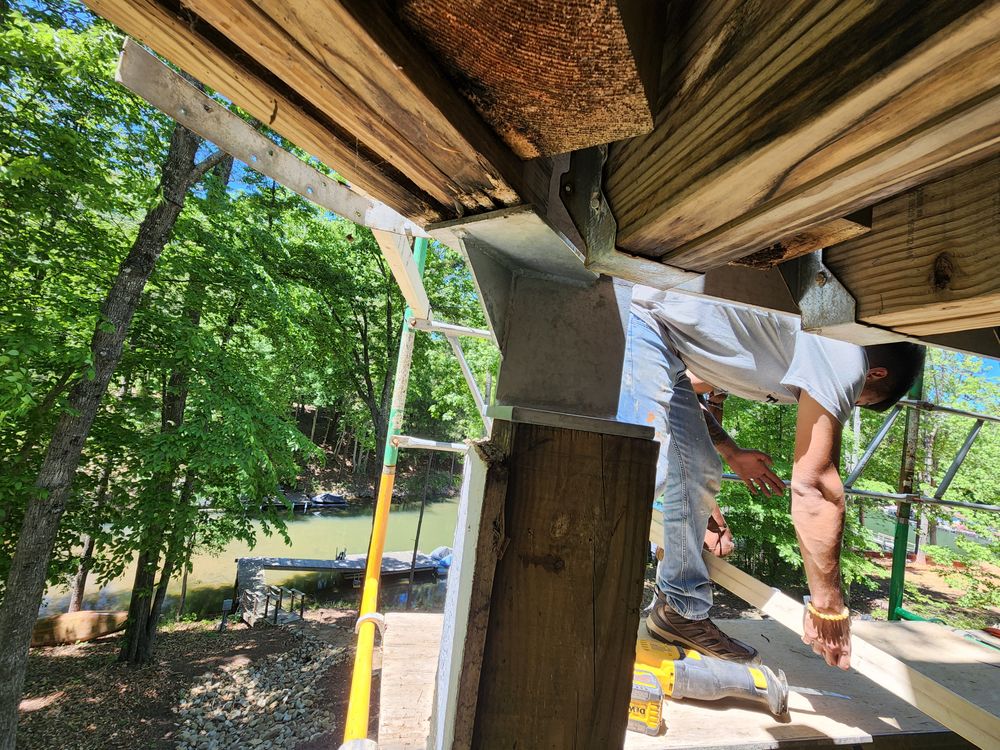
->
[[646, 607, 760, 664]]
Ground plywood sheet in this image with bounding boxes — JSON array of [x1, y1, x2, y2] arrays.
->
[[378, 614, 995, 748]]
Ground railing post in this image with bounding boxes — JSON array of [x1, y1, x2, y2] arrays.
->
[[343, 236, 428, 745], [889, 374, 923, 621]]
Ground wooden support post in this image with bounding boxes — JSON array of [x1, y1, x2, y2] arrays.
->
[[825, 154, 1000, 336], [606, 0, 1000, 271], [704, 554, 1000, 749], [440, 416, 657, 749]]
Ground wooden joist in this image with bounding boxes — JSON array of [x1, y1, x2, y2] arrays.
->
[[732, 209, 872, 269], [704, 554, 1000, 750], [183, 0, 520, 214], [606, 0, 1000, 272], [399, 0, 662, 158], [825, 155, 1000, 336], [85, 0, 525, 224], [85, 0, 444, 223]]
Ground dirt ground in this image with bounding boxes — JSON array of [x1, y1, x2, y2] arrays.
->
[[19, 556, 998, 749]]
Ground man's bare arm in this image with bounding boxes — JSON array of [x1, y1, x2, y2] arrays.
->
[[791, 391, 850, 669]]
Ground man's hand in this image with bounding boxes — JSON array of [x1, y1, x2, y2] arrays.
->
[[703, 506, 734, 557], [802, 603, 852, 670], [725, 448, 785, 496]]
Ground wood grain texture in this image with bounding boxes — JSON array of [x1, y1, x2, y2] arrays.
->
[[449, 422, 513, 750], [825, 156, 1000, 336], [378, 612, 443, 750], [399, 0, 658, 158], [732, 209, 873, 269], [470, 423, 657, 749], [607, 0, 1000, 272], [184, 0, 520, 214], [84, 0, 442, 223]]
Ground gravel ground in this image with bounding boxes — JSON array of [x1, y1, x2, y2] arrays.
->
[[174, 629, 344, 749], [17, 612, 352, 750]]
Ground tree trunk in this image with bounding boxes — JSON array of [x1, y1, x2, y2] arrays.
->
[[309, 406, 320, 443], [67, 461, 113, 613], [0, 122, 223, 747], [119, 155, 231, 666], [67, 534, 96, 614]]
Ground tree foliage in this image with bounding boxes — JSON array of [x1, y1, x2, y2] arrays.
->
[[0, 1, 492, 660]]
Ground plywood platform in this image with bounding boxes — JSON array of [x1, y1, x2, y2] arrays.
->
[[378, 615, 998, 749]]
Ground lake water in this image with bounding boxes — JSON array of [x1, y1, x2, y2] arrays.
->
[[41, 497, 460, 618]]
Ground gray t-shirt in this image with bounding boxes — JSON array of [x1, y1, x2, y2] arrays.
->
[[632, 286, 867, 424]]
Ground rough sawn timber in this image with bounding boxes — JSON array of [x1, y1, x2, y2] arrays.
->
[[468, 421, 657, 748], [607, 0, 1000, 272], [825, 155, 1000, 336], [399, 0, 662, 159], [84, 0, 441, 223], [182, 0, 520, 214]]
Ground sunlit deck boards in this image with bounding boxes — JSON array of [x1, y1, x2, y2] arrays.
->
[[378, 612, 444, 750], [377, 614, 998, 749]]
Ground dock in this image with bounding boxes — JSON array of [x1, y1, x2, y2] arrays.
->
[[377, 614, 999, 749], [235, 552, 440, 606]]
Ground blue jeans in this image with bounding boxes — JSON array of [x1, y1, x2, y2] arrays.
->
[[618, 313, 721, 620]]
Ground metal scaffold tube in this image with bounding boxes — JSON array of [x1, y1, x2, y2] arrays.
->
[[342, 237, 428, 747]]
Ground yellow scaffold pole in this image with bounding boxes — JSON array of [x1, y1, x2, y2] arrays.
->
[[341, 236, 428, 748]]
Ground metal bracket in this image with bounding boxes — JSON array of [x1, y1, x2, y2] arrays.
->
[[782, 250, 857, 334], [355, 612, 386, 638], [555, 146, 697, 288], [780, 250, 907, 345]]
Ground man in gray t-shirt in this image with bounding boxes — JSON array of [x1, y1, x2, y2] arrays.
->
[[620, 287, 924, 670]]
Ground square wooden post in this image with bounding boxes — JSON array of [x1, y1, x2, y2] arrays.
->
[[435, 412, 656, 749]]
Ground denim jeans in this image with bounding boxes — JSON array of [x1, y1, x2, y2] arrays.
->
[[617, 312, 721, 620]]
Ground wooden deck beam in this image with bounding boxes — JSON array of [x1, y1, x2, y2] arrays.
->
[[606, 0, 1000, 272], [182, 0, 521, 214], [825, 155, 1000, 336]]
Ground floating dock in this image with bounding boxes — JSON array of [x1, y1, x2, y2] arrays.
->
[[235, 552, 440, 601], [377, 614, 999, 749]]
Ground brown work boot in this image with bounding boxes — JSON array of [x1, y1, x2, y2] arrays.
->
[[647, 595, 759, 663]]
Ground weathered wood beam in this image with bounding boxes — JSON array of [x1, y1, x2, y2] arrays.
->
[[84, 0, 440, 223], [825, 155, 1000, 336], [371, 230, 432, 321], [467, 419, 657, 748], [115, 39, 429, 239], [183, 0, 520, 214], [704, 554, 1000, 750], [607, 0, 1000, 272], [732, 209, 872, 269]]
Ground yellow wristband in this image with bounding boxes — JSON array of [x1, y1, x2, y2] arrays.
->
[[807, 602, 850, 621]]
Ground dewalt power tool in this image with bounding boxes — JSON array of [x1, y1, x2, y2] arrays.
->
[[628, 636, 789, 737]]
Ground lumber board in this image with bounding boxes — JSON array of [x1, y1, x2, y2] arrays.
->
[[825, 155, 1000, 336], [607, 0, 1000, 272], [732, 209, 873, 269], [84, 0, 442, 224], [469, 422, 657, 748], [399, 0, 659, 158], [371, 231, 431, 321], [182, 0, 519, 214], [703, 554, 1000, 750], [378, 612, 443, 750], [116, 39, 429, 239]]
